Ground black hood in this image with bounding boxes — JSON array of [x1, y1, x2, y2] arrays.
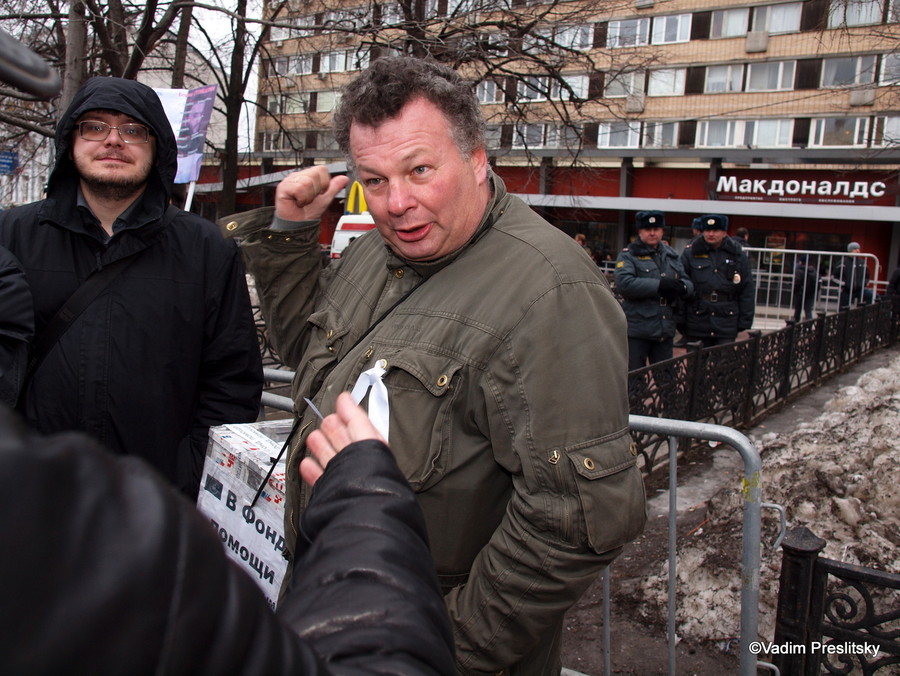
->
[[48, 77, 177, 201]]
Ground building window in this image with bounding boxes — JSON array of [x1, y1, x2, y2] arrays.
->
[[891, 0, 900, 21], [477, 79, 505, 104], [873, 116, 900, 145], [315, 91, 340, 113], [746, 119, 793, 146], [810, 117, 869, 146], [710, 8, 749, 38], [821, 55, 877, 87], [447, 0, 477, 15], [555, 24, 594, 50], [315, 131, 335, 151], [321, 9, 359, 32], [379, 2, 403, 25], [752, 3, 802, 34], [546, 124, 584, 150], [320, 50, 349, 73], [605, 70, 644, 97], [517, 76, 549, 102], [269, 93, 311, 115], [550, 75, 589, 100], [705, 64, 744, 93], [271, 14, 315, 40], [270, 54, 313, 76], [746, 61, 796, 91], [598, 121, 641, 147], [485, 125, 503, 150], [880, 53, 900, 85], [647, 69, 686, 96], [258, 131, 292, 151], [651, 14, 692, 44], [643, 121, 679, 147], [269, 57, 288, 76], [696, 119, 742, 147], [827, 0, 884, 27], [512, 123, 547, 148], [606, 18, 650, 48]]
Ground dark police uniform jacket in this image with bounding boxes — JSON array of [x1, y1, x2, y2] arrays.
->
[[614, 239, 692, 341], [680, 235, 755, 339]]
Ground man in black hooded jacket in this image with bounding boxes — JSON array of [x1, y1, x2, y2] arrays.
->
[[0, 77, 263, 498]]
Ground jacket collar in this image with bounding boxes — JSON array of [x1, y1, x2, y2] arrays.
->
[[691, 235, 740, 257], [627, 239, 661, 257]]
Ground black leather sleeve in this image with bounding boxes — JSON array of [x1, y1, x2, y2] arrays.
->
[[279, 439, 455, 675], [0, 409, 453, 676]]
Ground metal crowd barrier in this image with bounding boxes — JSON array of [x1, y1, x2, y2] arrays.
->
[[259, 371, 769, 676], [742, 246, 882, 331], [626, 415, 769, 676]]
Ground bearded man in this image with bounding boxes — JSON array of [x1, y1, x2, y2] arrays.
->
[[0, 77, 263, 497]]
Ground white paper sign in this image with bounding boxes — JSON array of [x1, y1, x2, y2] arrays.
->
[[197, 420, 292, 609]]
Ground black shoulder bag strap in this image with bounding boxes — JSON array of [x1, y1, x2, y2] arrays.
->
[[23, 205, 179, 383]]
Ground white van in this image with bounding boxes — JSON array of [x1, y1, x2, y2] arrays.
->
[[330, 212, 376, 259]]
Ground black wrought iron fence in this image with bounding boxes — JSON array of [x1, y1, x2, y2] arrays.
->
[[627, 298, 899, 475], [772, 527, 900, 675]]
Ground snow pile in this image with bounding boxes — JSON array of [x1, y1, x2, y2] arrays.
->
[[636, 352, 900, 644]]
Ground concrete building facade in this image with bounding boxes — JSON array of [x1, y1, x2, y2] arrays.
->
[[238, 0, 900, 280]]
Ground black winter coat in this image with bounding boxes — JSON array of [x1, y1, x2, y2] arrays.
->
[[0, 407, 454, 675], [680, 236, 755, 339], [0, 246, 33, 406], [614, 239, 692, 341], [0, 77, 262, 496]]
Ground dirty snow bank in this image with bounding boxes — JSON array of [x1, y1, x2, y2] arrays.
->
[[636, 352, 900, 645]]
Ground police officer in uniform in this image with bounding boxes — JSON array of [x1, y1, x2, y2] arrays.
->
[[615, 210, 692, 370], [680, 214, 755, 347]]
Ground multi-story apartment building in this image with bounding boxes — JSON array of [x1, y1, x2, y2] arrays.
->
[[248, 0, 900, 279]]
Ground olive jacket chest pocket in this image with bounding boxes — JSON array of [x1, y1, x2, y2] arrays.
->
[[377, 349, 465, 491]]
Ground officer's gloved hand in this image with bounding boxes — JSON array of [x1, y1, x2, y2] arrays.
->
[[658, 277, 686, 300]]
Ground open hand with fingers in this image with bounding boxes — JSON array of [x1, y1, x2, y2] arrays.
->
[[301, 392, 386, 486]]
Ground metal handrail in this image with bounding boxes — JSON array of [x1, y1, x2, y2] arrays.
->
[[629, 415, 763, 676]]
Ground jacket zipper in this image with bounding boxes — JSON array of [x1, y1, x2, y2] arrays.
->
[[548, 449, 572, 540]]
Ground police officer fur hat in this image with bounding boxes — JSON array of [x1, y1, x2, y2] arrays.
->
[[698, 214, 729, 231], [635, 210, 665, 230]]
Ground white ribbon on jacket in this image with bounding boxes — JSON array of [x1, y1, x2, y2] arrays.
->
[[350, 359, 390, 441]]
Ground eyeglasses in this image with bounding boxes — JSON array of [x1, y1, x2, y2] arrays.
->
[[77, 120, 151, 144]]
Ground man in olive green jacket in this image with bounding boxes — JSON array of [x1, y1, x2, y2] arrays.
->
[[228, 57, 646, 675]]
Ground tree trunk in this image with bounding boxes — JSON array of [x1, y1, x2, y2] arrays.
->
[[170, 4, 194, 88], [218, 0, 248, 218], [62, 0, 87, 111]]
